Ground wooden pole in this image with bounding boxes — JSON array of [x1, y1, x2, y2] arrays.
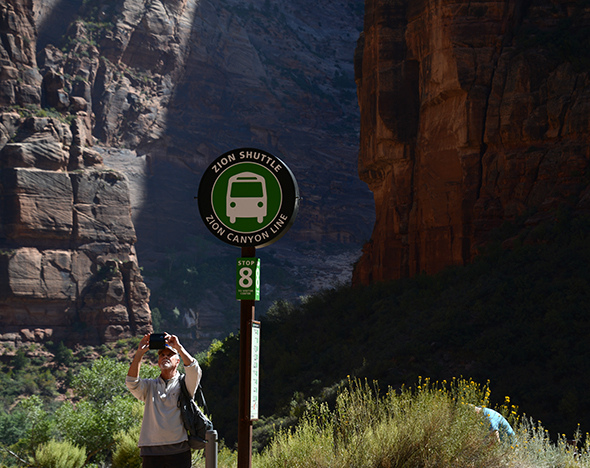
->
[[238, 245, 255, 468]]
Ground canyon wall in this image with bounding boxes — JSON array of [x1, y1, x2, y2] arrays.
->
[[0, 0, 151, 345], [353, 0, 590, 284], [1, 0, 369, 347]]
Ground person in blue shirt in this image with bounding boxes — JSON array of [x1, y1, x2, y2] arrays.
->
[[474, 406, 515, 442]]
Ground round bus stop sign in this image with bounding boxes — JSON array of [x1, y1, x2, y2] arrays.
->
[[198, 148, 299, 248]]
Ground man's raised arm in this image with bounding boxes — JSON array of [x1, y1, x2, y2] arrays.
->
[[128, 333, 151, 378]]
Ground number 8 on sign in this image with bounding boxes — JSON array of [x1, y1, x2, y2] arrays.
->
[[239, 267, 253, 288], [236, 258, 260, 301]]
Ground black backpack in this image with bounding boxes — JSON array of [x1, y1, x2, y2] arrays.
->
[[177, 374, 214, 450]]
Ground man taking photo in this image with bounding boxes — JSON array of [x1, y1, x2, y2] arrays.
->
[[126, 332, 202, 468]]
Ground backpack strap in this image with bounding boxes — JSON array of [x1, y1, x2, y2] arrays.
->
[[179, 374, 209, 414], [196, 384, 209, 414]]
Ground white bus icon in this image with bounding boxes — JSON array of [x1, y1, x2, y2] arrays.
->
[[226, 172, 267, 223]]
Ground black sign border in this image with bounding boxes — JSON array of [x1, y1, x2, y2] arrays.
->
[[198, 148, 299, 248]]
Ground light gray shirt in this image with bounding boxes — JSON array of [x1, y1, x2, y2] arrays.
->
[[125, 360, 202, 448]]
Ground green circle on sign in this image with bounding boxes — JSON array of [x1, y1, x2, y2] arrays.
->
[[211, 162, 282, 233]]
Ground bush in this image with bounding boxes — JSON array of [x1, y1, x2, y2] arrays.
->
[[34, 439, 86, 468], [73, 357, 134, 402], [254, 377, 590, 468], [0, 409, 30, 446], [53, 342, 74, 366], [17, 395, 54, 447], [255, 378, 511, 468], [111, 425, 141, 468], [11, 349, 29, 371], [56, 395, 143, 461]]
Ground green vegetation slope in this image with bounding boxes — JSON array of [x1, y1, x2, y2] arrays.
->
[[200, 210, 590, 448]]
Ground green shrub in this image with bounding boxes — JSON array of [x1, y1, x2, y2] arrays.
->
[[34, 439, 86, 468], [256, 378, 511, 468], [72, 357, 130, 402], [254, 377, 590, 468], [111, 425, 141, 468], [55, 396, 142, 461], [0, 409, 30, 446], [17, 395, 54, 447], [53, 342, 74, 366], [11, 349, 29, 371]]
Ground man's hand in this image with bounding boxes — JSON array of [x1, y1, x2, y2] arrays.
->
[[164, 333, 194, 367], [165, 333, 180, 350], [138, 333, 150, 354], [128, 333, 151, 378]]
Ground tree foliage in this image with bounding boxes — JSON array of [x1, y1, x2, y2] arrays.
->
[[0, 354, 147, 465]]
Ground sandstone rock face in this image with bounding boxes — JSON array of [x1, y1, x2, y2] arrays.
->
[[0, 0, 41, 106], [1, 0, 370, 347], [0, 114, 152, 345], [353, 0, 590, 285], [0, 0, 156, 345], [31, 0, 371, 247]]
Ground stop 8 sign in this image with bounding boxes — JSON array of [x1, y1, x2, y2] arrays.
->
[[198, 148, 299, 248]]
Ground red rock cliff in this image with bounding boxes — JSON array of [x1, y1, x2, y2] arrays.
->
[[353, 0, 590, 285], [0, 0, 152, 345]]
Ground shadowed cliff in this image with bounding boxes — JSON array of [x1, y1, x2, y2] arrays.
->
[[353, 0, 590, 284]]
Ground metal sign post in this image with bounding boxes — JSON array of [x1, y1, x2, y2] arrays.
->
[[197, 148, 299, 468], [238, 246, 256, 468]]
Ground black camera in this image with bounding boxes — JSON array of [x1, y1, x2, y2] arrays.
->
[[149, 333, 166, 349]]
